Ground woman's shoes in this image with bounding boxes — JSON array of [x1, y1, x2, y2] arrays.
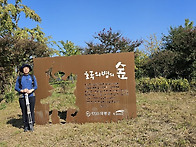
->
[[24, 126, 28, 132], [24, 126, 34, 132]]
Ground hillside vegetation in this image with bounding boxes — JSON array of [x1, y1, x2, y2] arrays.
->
[[0, 92, 195, 147]]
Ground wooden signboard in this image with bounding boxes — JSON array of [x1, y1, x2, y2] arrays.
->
[[33, 52, 136, 124]]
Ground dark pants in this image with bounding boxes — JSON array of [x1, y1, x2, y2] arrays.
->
[[19, 96, 35, 128]]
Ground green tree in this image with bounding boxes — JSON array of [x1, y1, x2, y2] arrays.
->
[[142, 50, 179, 78], [143, 34, 162, 56], [0, 36, 51, 94], [0, 0, 41, 36], [54, 40, 81, 87], [162, 19, 196, 80], [56, 40, 81, 56], [142, 34, 163, 78], [84, 28, 142, 54], [0, 0, 54, 95], [134, 48, 148, 79]]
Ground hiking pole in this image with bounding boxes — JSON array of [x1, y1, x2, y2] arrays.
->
[[25, 93, 34, 131]]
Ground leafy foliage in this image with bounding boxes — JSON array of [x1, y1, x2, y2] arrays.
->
[[143, 33, 162, 56], [56, 40, 81, 56], [0, 0, 54, 95], [4, 91, 15, 103], [162, 19, 196, 80], [136, 77, 190, 93], [134, 49, 148, 79], [168, 78, 190, 92], [0, 36, 51, 94], [139, 19, 196, 81], [190, 79, 196, 91], [84, 28, 142, 54], [142, 50, 179, 78], [0, 0, 41, 36]]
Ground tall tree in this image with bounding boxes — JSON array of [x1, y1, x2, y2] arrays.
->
[[0, 0, 41, 36], [84, 28, 142, 54], [142, 50, 179, 78], [0, 0, 53, 94], [142, 34, 163, 77], [134, 48, 148, 79], [143, 34, 162, 56], [162, 19, 196, 80]]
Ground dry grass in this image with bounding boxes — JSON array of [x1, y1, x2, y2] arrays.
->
[[0, 92, 195, 147]]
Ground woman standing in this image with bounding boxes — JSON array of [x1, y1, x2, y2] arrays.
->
[[15, 64, 37, 132]]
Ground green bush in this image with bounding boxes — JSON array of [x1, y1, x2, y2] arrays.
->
[[136, 77, 150, 93], [136, 77, 190, 93], [169, 79, 190, 92], [190, 79, 196, 91], [151, 77, 169, 92], [4, 92, 16, 103]]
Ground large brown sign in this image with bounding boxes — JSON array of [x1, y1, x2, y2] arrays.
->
[[33, 52, 136, 124]]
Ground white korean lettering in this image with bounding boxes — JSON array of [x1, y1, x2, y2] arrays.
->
[[116, 62, 128, 80]]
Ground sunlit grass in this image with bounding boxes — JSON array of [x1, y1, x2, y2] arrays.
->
[[0, 91, 195, 146], [41, 81, 78, 111]]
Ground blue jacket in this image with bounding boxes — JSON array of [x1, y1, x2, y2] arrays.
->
[[15, 74, 38, 98]]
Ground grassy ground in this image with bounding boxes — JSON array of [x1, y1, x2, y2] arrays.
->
[[0, 91, 195, 147]]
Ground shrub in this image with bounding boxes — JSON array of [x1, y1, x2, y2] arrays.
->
[[190, 79, 196, 91], [169, 79, 190, 92], [151, 77, 169, 92], [136, 77, 151, 93], [4, 92, 16, 103], [136, 77, 190, 93]]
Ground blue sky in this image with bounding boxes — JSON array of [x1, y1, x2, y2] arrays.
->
[[18, 0, 196, 50]]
